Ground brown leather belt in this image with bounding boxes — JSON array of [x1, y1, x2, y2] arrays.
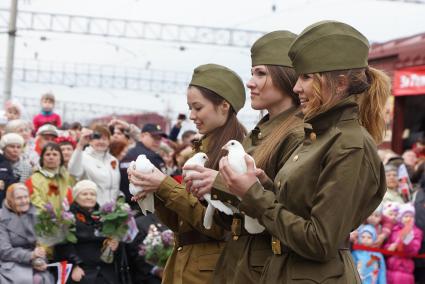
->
[[271, 236, 351, 255], [231, 213, 268, 240], [177, 230, 220, 248]]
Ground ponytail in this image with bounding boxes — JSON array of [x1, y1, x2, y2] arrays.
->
[[358, 67, 391, 144], [318, 67, 391, 144]]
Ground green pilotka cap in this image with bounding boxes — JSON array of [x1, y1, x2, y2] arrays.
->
[[189, 64, 246, 113], [251, 30, 297, 67], [288, 20, 370, 74]]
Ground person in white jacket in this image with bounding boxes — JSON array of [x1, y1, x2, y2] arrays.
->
[[68, 125, 121, 206]]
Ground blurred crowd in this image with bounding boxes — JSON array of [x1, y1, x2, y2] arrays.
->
[[0, 93, 198, 284], [0, 92, 425, 284]]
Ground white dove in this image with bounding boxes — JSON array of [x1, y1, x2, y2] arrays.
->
[[222, 140, 265, 234], [183, 152, 233, 229], [129, 154, 155, 215]]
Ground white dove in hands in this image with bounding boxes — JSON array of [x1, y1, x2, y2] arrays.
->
[[183, 152, 208, 188], [222, 140, 265, 234], [183, 153, 233, 229], [129, 155, 155, 215]]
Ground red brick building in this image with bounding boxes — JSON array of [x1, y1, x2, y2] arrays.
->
[[369, 33, 425, 154]]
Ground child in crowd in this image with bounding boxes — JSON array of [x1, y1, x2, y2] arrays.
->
[[381, 202, 400, 243], [32, 93, 62, 132], [366, 204, 387, 247], [384, 203, 423, 284], [352, 224, 387, 284]]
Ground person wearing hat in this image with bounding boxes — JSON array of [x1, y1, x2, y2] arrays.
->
[[54, 180, 122, 284], [384, 203, 422, 284], [119, 123, 167, 208], [55, 136, 77, 169], [68, 124, 121, 206], [34, 124, 59, 156], [0, 133, 32, 184], [218, 20, 390, 283], [0, 183, 54, 284], [0, 134, 24, 206], [183, 31, 304, 283], [351, 224, 386, 283], [129, 63, 247, 284], [32, 93, 62, 133], [5, 119, 39, 167]]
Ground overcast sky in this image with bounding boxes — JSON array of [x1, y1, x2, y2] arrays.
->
[[1, 0, 425, 128]]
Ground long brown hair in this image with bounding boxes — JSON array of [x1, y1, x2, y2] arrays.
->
[[305, 67, 390, 144], [251, 65, 302, 173], [191, 85, 246, 170]]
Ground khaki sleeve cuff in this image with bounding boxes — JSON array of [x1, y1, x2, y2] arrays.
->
[[212, 173, 233, 194], [239, 181, 276, 219], [156, 176, 180, 201]]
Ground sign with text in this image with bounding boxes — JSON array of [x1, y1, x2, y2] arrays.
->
[[393, 66, 425, 96]]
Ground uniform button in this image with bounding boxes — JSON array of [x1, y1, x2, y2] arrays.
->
[[258, 132, 262, 139], [293, 155, 299, 162], [179, 221, 184, 226], [310, 132, 317, 141], [177, 246, 183, 251], [212, 194, 218, 199]]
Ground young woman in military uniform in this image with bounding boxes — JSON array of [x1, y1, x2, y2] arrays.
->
[[128, 64, 246, 284], [219, 21, 390, 283], [185, 31, 304, 283]]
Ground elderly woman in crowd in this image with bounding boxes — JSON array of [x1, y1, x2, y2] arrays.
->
[[0, 183, 54, 284], [0, 133, 33, 182], [68, 125, 121, 206], [26, 142, 73, 211], [54, 180, 122, 284], [4, 119, 39, 167]]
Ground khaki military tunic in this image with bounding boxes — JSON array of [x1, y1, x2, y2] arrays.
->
[[153, 137, 228, 284], [238, 97, 386, 283], [212, 107, 304, 284]]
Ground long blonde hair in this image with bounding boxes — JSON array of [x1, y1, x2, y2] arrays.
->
[[304, 67, 390, 144]]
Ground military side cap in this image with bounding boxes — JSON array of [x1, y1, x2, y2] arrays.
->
[[190, 64, 246, 113], [251, 30, 297, 67], [288, 20, 370, 74]]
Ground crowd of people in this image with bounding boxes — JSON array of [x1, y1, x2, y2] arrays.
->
[[0, 19, 425, 284]]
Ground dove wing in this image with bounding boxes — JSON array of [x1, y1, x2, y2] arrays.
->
[[137, 193, 155, 216], [244, 215, 265, 234]]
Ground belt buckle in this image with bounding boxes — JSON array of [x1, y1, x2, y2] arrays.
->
[[231, 217, 242, 240], [271, 236, 282, 255]]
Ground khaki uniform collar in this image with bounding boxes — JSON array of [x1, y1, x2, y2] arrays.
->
[[304, 96, 359, 134], [251, 106, 299, 143], [191, 134, 211, 153]]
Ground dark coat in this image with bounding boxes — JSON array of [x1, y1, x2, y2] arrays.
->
[[119, 141, 165, 207], [54, 203, 123, 284], [0, 154, 19, 207], [126, 213, 165, 284]]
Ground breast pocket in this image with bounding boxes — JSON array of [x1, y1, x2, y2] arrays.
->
[[290, 254, 344, 283], [249, 249, 272, 272], [196, 252, 221, 271]]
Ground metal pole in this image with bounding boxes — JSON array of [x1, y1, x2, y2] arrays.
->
[[3, 0, 18, 106]]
